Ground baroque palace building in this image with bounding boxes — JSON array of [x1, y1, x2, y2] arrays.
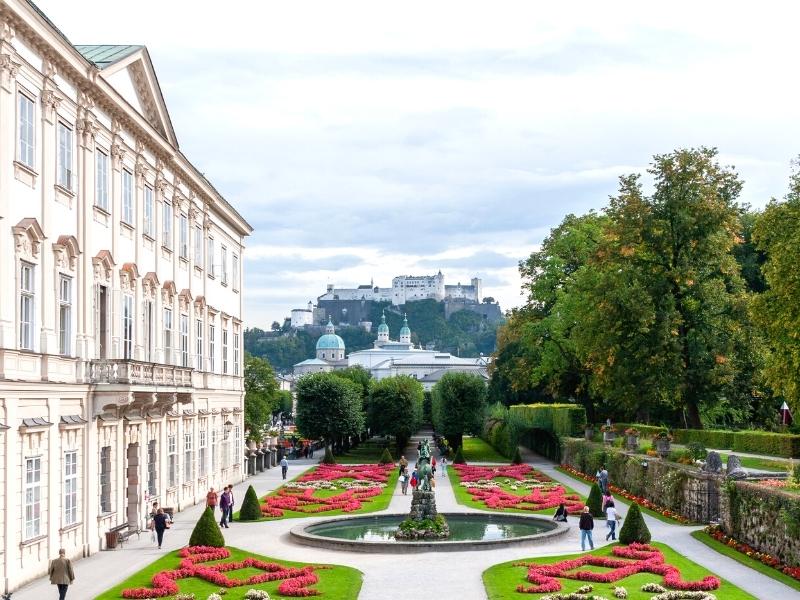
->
[[0, 0, 253, 592]]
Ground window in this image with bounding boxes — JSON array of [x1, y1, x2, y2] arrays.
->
[[143, 186, 154, 237], [211, 429, 218, 473], [163, 308, 173, 365], [232, 254, 240, 291], [168, 434, 177, 487], [143, 300, 153, 362], [233, 331, 240, 376], [207, 237, 215, 277], [179, 213, 188, 259], [122, 169, 134, 224], [195, 318, 204, 371], [194, 225, 203, 266], [58, 275, 72, 355], [234, 426, 241, 465], [57, 122, 73, 190], [162, 200, 172, 248], [147, 439, 157, 496], [100, 446, 111, 513], [222, 329, 229, 374], [221, 245, 228, 284], [183, 431, 193, 482], [24, 456, 41, 538], [95, 150, 109, 210], [180, 314, 189, 367], [122, 294, 134, 360], [64, 451, 78, 526], [209, 325, 216, 373], [17, 92, 34, 168], [19, 262, 35, 350], [199, 428, 207, 476]]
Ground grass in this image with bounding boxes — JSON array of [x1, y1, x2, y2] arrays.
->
[[449, 466, 586, 516], [482, 542, 755, 599], [234, 467, 399, 521], [334, 440, 396, 464], [460, 436, 509, 463], [94, 545, 362, 600], [717, 452, 789, 472], [690, 530, 800, 592]]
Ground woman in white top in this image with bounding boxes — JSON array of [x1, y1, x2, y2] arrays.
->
[[605, 501, 619, 541]]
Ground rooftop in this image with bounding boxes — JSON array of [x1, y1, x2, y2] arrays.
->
[[75, 45, 143, 69]]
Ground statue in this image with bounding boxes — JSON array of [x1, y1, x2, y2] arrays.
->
[[395, 438, 449, 539], [417, 439, 433, 491]]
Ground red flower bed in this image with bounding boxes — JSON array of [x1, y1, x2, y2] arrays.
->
[[560, 465, 690, 523], [514, 543, 721, 594], [296, 463, 392, 483], [121, 546, 329, 598], [705, 524, 800, 583], [454, 464, 585, 514]]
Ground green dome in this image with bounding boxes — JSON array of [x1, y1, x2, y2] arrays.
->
[[399, 314, 410, 336], [317, 318, 345, 351], [377, 311, 389, 333]]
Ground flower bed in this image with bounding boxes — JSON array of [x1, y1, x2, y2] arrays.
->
[[559, 465, 690, 523], [704, 525, 800, 583], [453, 464, 585, 514]]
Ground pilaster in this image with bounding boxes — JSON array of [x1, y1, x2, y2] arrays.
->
[[75, 96, 97, 361]]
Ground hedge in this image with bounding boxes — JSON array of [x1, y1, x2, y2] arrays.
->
[[509, 403, 585, 437], [732, 431, 800, 458]]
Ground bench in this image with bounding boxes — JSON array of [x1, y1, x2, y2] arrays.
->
[[108, 523, 140, 548]]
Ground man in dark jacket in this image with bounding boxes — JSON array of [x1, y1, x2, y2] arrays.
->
[[579, 506, 595, 551], [49, 548, 75, 600]]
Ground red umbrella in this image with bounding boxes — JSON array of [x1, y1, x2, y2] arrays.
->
[[780, 401, 793, 426]]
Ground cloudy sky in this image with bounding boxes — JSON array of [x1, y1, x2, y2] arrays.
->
[[37, 1, 800, 327]]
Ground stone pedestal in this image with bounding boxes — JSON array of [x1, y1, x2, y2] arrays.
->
[[408, 489, 438, 521], [395, 489, 450, 540]]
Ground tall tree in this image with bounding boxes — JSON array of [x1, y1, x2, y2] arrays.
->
[[295, 372, 364, 452], [431, 371, 487, 449], [243, 354, 279, 439], [368, 375, 424, 455]]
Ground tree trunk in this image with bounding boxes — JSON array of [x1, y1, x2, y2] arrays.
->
[[446, 434, 463, 452], [685, 400, 703, 429]]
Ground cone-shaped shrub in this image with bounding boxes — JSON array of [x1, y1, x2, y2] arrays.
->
[[511, 447, 523, 465], [189, 507, 225, 547], [379, 447, 394, 465], [453, 446, 466, 464], [619, 502, 651, 544], [322, 445, 336, 464], [238, 485, 262, 521], [587, 483, 604, 517]]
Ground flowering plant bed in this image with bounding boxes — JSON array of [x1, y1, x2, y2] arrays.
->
[[450, 464, 585, 515], [248, 464, 397, 520], [482, 542, 755, 599], [557, 465, 691, 524], [96, 546, 362, 600]]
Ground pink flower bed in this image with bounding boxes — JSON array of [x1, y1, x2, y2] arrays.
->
[[296, 463, 392, 483], [454, 464, 584, 514], [121, 546, 329, 598], [514, 543, 721, 594]]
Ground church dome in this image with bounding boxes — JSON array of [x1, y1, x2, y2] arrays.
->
[[399, 315, 410, 337], [317, 318, 346, 351], [377, 312, 389, 334]]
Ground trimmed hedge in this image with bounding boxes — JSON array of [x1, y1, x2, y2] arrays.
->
[[619, 502, 651, 544], [674, 428, 735, 449], [732, 431, 800, 458], [238, 485, 262, 521], [189, 507, 225, 547], [587, 483, 603, 517], [510, 403, 586, 437]]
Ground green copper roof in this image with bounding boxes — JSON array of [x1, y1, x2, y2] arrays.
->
[[74, 45, 143, 69], [377, 311, 389, 333]]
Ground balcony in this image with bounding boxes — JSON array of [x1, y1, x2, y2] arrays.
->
[[87, 359, 193, 387]]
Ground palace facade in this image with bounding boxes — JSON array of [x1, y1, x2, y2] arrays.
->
[[0, 0, 252, 592]]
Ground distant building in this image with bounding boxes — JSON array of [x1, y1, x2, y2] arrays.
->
[[293, 318, 348, 375], [290, 301, 314, 328], [317, 271, 483, 306]]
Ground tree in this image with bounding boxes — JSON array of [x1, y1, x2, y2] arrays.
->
[[431, 372, 487, 450], [271, 321, 282, 331], [511, 447, 523, 465], [244, 354, 279, 439], [189, 507, 225, 547], [368, 375, 424, 455], [453, 445, 465, 464], [273, 390, 294, 418], [379, 447, 394, 464], [238, 485, 262, 521], [295, 372, 364, 453], [586, 483, 603, 517], [618, 502, 651, 544]]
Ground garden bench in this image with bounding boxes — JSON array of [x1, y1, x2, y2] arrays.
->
[[107, 523, 140, 548]]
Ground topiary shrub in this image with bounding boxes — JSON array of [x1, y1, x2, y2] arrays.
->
[[322, 445, 336, 464], [511, 446, 523, 465], [619, 502, 651, 544], [453, 446, 466, 464], [587, 483, 604, 517], [238, 485, 262, 521], [379, 447, 394, 465], [686, 441, 707, 461], [189, 507, 225, 547]]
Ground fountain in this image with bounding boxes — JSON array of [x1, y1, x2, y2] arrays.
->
[[395, 440, 450, 540]]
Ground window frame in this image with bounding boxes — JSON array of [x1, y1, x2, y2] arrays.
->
[[179, 212, 189, 260], [179, 314, 189, 367], [57, 121, 74, 191], [195, 318, 204, 371], [168, 434, 177, 488], [209, 324, 216, 373], [194, 224, 203, 267], [95, 149, 109, 211], [183, 430, 193, 482], [147, 439, 157, 496], [232, 253, 240, 291], [122, 293, 134, 360], [24, 456, 42, 539], [19, 261, 35, 350], [163, 307, 173, 365], [58, 275, 72, 356], [121, 168, 134, 225], [162, 199, 173, 248], [207, 237, 215, 277], [221, 245, 228, 285], [17, 91, 35, 169], [64, 450, 78, 526], [233, 330, 240, 376], [99, 446, 112, 514], [143, 185, 155, 237], [222, 328, 229, 375]]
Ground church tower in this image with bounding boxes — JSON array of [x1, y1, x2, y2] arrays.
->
[[377, 311, 390, 344], [399, 313, 411, 344]]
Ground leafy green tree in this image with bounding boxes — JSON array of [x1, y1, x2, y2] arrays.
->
[[295, 372, 364, 453], [431, 372, 487, 450], [379, 447, 394, 464], [453, 445, 465, 464], [238, 485, 262, 521], [189, 507, 225, 547], [368, 375, 424, 455], [586, 483, 603, 517], [273, 390, 293, 418], [244, 354, 279, 440]]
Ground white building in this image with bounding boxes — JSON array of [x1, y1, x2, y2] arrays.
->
[[317, 271, 483, 306], [290, 301, 314, 328], [293, 318, 347, 375], [0, 1, 252, 592]]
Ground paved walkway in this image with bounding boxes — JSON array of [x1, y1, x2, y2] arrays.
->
[[14, 435, 796, 600]]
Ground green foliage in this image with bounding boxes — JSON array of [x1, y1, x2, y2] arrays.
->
[[672, 428, 735, 449], [453, 446, 465, 464], [295, 372, 364, 446], [686, 441, 707, 461], [274, 390, 293, 416], [378, 447, 393, 465], [368, 375, 424, 455], [322, 445, 336, 464], [189, 507, 225, 547], [510, 404, 586, 437], [431, 371, 488, 450], [238, 485, 262, 521], [511, 446, 523, 465], [397, 514, 449, 535], [732, 431, 800, 458], [422, 391, 433, 423], [619, 502, 651, 544], [244, 354, 280, 439], [586, 483, 603, 517]]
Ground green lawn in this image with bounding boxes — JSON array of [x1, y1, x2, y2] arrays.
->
[[449, 467, 586, 516], [483, 542, 755, 599], [460, 436, 509, 462], [334, 441, 396, 464], [690, 530, 800, 592], [717, 452, 788, 472], [94, 546, 362, 600], [234, 468, 399, 521]]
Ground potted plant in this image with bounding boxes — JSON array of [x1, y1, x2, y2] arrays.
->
[[583, 423, 595, 441], [624, 427, 640, 451], [601, 424, 617, 444], [654, 429, 672, 458]]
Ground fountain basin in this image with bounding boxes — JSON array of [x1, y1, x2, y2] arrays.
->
[[289, 512, 569, 553]]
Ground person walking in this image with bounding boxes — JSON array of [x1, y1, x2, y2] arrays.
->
[[49, 548, 74, 600], [598, 466, 609, 495], [440, 456, 448, 477], [206, 487, 218, 516], [153, 508, 170, 549], [219, 486, 232, 528], [226, 483, 235, 524], [605, 501, 619, 541], [579, 506, 595, 551], [552, 502, 569, 522], [399, 455, 408, 475], [399, 468, 409, 495], [280, 456, 289, 479]]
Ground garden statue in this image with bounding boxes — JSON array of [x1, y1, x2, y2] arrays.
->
[[417, 439, 433, 491], [726, 454, 747, 480], [395, 438, 449, 539], [704, 451, 722, 473]]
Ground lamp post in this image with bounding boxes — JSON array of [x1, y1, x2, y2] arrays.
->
[[223, 419, 234, 440]]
